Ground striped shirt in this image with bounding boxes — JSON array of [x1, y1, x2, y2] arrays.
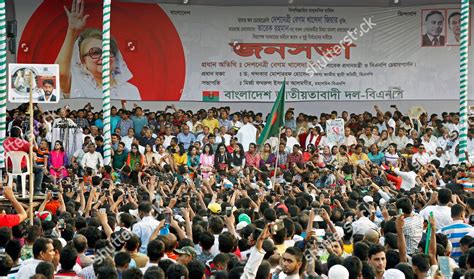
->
[[402, 214, 424, 255], [34, 147, 49, 166], [440, 220, 474, 260]]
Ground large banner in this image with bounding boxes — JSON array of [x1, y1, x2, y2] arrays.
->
[[15, 0, 474, 102]]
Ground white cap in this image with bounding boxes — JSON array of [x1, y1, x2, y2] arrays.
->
[[328, 264, 349, 279], [363, 195, 374, 203], [383, 269, 405, 279], [236, 221, 248, 231], [335, 226, 345, 238]]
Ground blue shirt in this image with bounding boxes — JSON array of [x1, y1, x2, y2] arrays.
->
[[132, 216, 160, 254], [440, 221, 474, 261], [368, 152, 385, 165], [177, 132, 196, 150], [111, 115, 121, 134], [118, 118, 134, 137], [131, 115, 148, 137], [95, 118, 104, 130]]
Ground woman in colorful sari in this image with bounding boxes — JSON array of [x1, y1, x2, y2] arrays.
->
[[48, 141, 69, 180], [245, 143, 261, 168], [259, 143, 276, 170], [200, 144, 214, 179], [187, 145, 200, 176], [126, 143, 144, 171]]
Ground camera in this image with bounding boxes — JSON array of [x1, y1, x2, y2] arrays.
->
[[58, 218, 65, 229], [270, 220, 285, 234], [226, 207, 232, 217], [52, 191, 59, 200]]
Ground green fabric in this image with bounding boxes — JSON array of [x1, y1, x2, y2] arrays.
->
[[112, 150, 128, 170], [257, 81, 285, 145]]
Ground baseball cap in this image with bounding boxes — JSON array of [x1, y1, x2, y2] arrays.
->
[[328, 264, 349, 279], [208, 203, 221, 214], [236, 221, 248, 231], [363, 195, 374, 203], [173, 246, 197, 259], [238, 213, 251, 225]]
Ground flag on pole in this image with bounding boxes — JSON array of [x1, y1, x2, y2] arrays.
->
[[257, 81, 285, 145]]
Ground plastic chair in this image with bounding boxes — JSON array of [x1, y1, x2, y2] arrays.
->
[[5, 151, 30, 198]]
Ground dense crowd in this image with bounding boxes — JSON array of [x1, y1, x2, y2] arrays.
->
[[1, 101, 474, 279]]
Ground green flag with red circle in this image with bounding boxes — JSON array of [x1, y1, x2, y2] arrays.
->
[[257, 81, 285, 145]]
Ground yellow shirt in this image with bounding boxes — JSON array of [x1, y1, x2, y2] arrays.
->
[[350, 153, 369, 166], [202, 118, 219, 132], [343, 243, 353, 255], [173, 153, 188, 166]]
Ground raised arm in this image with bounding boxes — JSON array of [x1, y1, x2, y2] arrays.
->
[[4, 186, 27, 224], [395, 214, 408, 263], [55, 0, 90, 96]]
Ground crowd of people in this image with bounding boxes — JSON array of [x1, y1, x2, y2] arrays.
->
[[1, 101, 474, 279]]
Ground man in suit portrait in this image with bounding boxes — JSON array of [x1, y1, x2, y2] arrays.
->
[[38, 79, 57, 102], [448, 12, 461, 45], [422, 10, 445, 46]]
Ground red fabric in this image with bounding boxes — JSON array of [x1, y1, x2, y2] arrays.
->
[[166, 251, 178, 260], [386, 173, 402, 190], [298, 133, 307, 149], [0, 214, 21, 228], [3, 137, 30, 168], [45, 200, 61, 215]]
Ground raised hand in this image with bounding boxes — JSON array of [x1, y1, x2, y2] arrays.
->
[[64, 0, 90, 32]]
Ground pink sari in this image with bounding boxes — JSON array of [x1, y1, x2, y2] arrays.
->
[[199, 153, 214, 179], [48, 150, 69, 179]]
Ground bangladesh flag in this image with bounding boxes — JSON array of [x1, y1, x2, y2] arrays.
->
[[202, 91, 220, 102], [257, 81, 285, 145]]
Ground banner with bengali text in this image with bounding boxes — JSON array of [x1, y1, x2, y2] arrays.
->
[[14, 1, 474, 102]]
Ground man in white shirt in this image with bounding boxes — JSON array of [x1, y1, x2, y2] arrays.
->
[[396, 197, 424, 255], [359, 127, 377, 147], [196, 126, 211, 145], [391, 128, 409, 151], [230, 113, 243, 130], [412, 145, 431, 169], [421, 133, 437, 155], [284, 127, 299, 150], [343, 127, 358, 147], [17, 238, 56, 279], [352, 203, 379, 235], [467, 129, 474, 161], [132, 203, 161, 254], [80, 143, 104, 174], [162, 125, 174, 149], [420, 188, 453, 229], [121, 128, 135, 152], [394, 166, 417, 191], [216, 126, 232, 146], [236, 115, 257, 152], [429, 147, 450, 168]]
